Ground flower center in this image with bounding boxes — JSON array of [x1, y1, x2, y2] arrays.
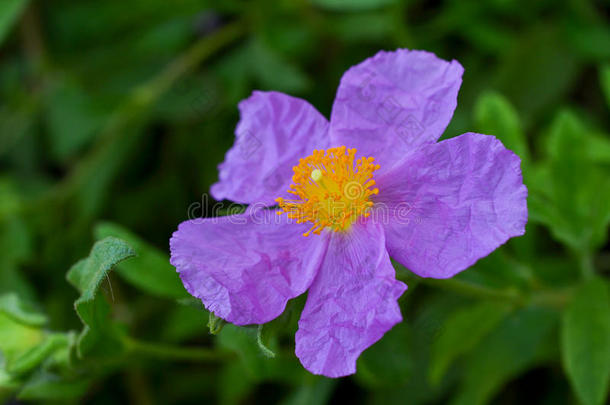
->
[[276, 146, 380, 236]]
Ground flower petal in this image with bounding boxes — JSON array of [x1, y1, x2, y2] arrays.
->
[[170, 209, 329, 325], [374, 133, 528, 279], [329, 49, 463, 171], [211, 91, 329, 205], [295, 219, 407, 378]]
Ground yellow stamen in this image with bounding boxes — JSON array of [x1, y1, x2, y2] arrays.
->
[[275, 146, 380, 236]]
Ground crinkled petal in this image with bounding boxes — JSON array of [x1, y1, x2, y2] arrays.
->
[[211, 91, 329, 205], [329, 49, 463, 172], [170, 209, 329, 325], [374, 133, 528, 278], [295, 219, 407, 378]]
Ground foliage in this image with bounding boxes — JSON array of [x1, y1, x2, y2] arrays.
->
[[0, 0, 609, 403]]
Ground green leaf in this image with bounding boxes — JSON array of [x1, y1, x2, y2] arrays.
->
[[561, 277, 610, 405], [44, 77, 104, 162], [331, 12, 394, 42], [0, 97, 35, 157], [0, 194, 36, 300], [584, 132, 610, 164], [451, 306, 558, 405], [214, 43, 250, 105], [43, 331, 77, 373], [0, 369, 19, 403], [217, 325, 269, 380], [0, 0, 28, 45], [94, 222, 187, 299], [154, 73, 219, 122], [566, 21, 610, 62], [279, 378, 337, 405], [0, 311, 44, 366], [162, 304, 208, 342], [218, 362, 255, 405], [310, 0, 397, 11], [217, 324, 302, 384], [429, 301, 512, 385], [456, 248, 533, 292], [461, 21, 514, 55], [0, 293, 46, 327], [249, 39, 311, 93], [72, 115, 149, 220], [474, 91, 529, 164], [368, 292, 464, 405], [0, 178, 21, 219], [0, 263, 36, 302], [495, 25, 580, 125], [66, 236, 135, 357], [0, 214, 31, 264], [529, 111, 610, 252], [7, 333, 68, 376], [0, 182, 34, 301], [356, 322, 412, 388], [17, 370, 91, 401]]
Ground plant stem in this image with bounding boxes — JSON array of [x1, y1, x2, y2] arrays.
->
[[397, 273, 573, 309], [123, 336, 233, 362], [417, 277, 523, 303], [529, 288, 573, 309], [256, 325, 276, 358], [577, 251, 595, 280]]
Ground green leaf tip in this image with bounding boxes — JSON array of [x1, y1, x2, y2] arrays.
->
[[66, 236, 135, 358]]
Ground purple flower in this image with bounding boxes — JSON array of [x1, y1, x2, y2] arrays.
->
[[170, 49, 528, 377]]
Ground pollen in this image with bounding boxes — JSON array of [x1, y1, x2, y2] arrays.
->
[[275, 146, 380, 236]]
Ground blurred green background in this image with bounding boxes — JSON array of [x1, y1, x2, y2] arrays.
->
[[1, 0, 610, 404]]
